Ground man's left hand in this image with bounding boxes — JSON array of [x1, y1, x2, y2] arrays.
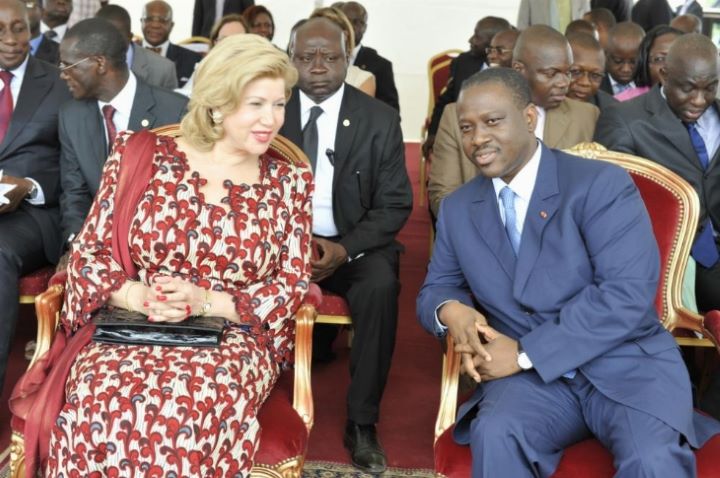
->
[[311, 237, 348, 282], [475, 332, 522, 381], [0, 175, 32, 214]]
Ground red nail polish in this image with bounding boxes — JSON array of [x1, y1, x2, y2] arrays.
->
[[158, 295, 166, 301], [143, 301, 149, 307], [148, 316, 155, 322], [155, 286, 162, 291], [185, 304, 191, 313]]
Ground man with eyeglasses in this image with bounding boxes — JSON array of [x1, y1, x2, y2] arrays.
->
[[422, 16, 510, 159], [567, 32, 617, 110], [141, 0, 201, 88], [599, 21, 645, 96], [486, 29, 520, 68], [513, 25, 599, 149], [55, 17, 187, 268], [25, 0, 58, 64], [0, 0, 70, 395]]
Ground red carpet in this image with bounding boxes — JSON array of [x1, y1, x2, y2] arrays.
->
[[0, 142, 440, 472], [306, 142, 440, 469]]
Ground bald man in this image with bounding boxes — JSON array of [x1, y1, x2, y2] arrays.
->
[[512, 25, 599, 149], [583, 7, 616, 49], [486, 29, 520, 68], [595, 34, 720, 315], [600, 21, 644, 96], [670, 13, 702, 34]]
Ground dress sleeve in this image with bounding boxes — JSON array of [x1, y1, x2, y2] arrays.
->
[[60, 132, 141, 333], [231, 162, 314, 365]]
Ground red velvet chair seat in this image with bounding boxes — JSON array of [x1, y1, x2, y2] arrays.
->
[[18, 266, 55, 296], [254, 372, 308, 465], [435, 425, 720, 478], [316, 289, 351, 316]]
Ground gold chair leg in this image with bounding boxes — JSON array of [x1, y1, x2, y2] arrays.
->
[[10, 431, 26, 478]]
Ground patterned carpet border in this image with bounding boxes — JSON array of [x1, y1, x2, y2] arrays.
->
[[302, 461, 435, 477]]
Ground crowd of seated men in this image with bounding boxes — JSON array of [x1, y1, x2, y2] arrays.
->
[[2, 0, 720, 476]]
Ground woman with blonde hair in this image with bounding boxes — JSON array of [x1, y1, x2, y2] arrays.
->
[[310, 6, 377, 97], [40, 34, 312, 477]]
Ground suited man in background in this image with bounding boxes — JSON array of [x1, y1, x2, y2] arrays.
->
[[192, 0, 253, 37], [591, 0, 631, 22], [57, 18, 187, 260], [583, 7, 617, 49], [423, 16, 510, 157], [418, 65, 720, 478], [40, 0, 70, 42], [27, 0, 58, 64], [97, 4, 178, 91], [335, 1, 399, 112], [599, 21, 645, 96], [517, 0, 590, 30], [281, 17, 412, 474], [0, 0, 70, 393], [513, 25, 599, 149], [595, 34, 720, 315], [141, 0, 202, 88], [677, 0, 703, 20]]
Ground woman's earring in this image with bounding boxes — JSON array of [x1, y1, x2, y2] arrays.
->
[[211, 109, 223, 125]]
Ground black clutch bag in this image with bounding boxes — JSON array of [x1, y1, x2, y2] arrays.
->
[[92, 307, 225, 348]]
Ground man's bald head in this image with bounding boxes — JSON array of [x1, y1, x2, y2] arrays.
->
[[670, 14, 702, 34], [565, 19, 598, 40], [338, 1, 367, 45], [469, 16, 510, 58], [607, 21, 645, 49], [513, 25, 573, 109], [0, 0, 30, 70], [662, 34, 718, 124]]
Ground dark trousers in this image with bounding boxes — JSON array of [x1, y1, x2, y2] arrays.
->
[[0, 209, 48, 393], [696, 259, 720, 312], [317, 247, 400, 425]]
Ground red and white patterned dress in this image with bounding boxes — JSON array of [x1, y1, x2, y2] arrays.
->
[[46, 133, 313, 477]]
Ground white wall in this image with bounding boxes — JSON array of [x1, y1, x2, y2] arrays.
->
[[116, 0, 521, 140]]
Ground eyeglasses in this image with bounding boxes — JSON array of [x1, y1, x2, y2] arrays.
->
[[569, 67, 604, 83], [485, 46, 512, 55], [59, 57, 92, 72], [141, 15, 172, 24]]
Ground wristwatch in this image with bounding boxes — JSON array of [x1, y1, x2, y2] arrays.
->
[[26, 182, 37, 199], [517, 346, 533, 371]]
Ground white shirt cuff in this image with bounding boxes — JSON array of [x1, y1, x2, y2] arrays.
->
[[24, 177, 45, 205]]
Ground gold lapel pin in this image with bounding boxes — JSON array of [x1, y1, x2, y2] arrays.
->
[[141, 119, 150, 127], [343, 119, 350, 127], [540, 211, 548, 219]]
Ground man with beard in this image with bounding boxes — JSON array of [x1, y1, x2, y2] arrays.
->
[[0, 0, 70, 394], [422, 16, 510, 158], [40, 0, 71, 43], [417, 65, 720, 478]]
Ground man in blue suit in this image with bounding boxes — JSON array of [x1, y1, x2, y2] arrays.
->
[[417, 67, 719, 477]]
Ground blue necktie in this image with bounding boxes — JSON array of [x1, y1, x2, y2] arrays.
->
[[499, 187, 521, 255], [686, 123, 719, 268]]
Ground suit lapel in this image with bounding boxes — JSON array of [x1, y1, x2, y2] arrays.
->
[[131, 45, 148, 77], [128, 80, 157, 130], [469, 179, 517, 280], [513, 145, 560, 297], [0, 57, 53, 156], [80, 100, 107, 181], [332, 85, 361, 188], [282, 88, 303, 146], [543, 100, 570, 148], [644, 86, 704, 172]]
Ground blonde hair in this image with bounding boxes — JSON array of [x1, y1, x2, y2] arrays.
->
[[309, 7, 355, 54], [181, 34, 298, 151]]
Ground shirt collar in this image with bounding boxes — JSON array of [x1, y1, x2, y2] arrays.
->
[[40, 21, 67, 37], [492, 140, 542, 203], [142, 39, 170, 57], [609, 74, 634, 89], [4, 54, 29, 84], [350, 43, 362, 64], [97, 72, 137, 119], [298, 83, 345, 121]]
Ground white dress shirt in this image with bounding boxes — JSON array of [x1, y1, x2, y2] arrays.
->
[[40, 21, 68, 43], [609, 75, 635, 96], [299, 84, 345, 237], [349, 43, 362, 66], [534, 105, 546, 141], [97, 72, 137, 147], [142, 39, 170, 57], [1, 55, 45, 205], [433, 141, 542, 334]]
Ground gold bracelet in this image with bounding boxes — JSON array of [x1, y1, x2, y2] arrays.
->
[[125, 282, 139, 312]]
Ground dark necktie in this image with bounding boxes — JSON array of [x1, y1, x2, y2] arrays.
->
[[0, 70, 14, 144], [44, 29, 57, 40], [499, 187, 521, 255], [102, 104, 118, 153], [146, 46, 162, 54], [686, 122, 719, 268], [302, 106, 323, 171]]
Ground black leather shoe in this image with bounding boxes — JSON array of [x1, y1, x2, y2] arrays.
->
[[343, 421, 387, 474]]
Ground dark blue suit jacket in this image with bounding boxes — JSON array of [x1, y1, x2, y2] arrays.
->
[[418, 145, 706, 447]]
